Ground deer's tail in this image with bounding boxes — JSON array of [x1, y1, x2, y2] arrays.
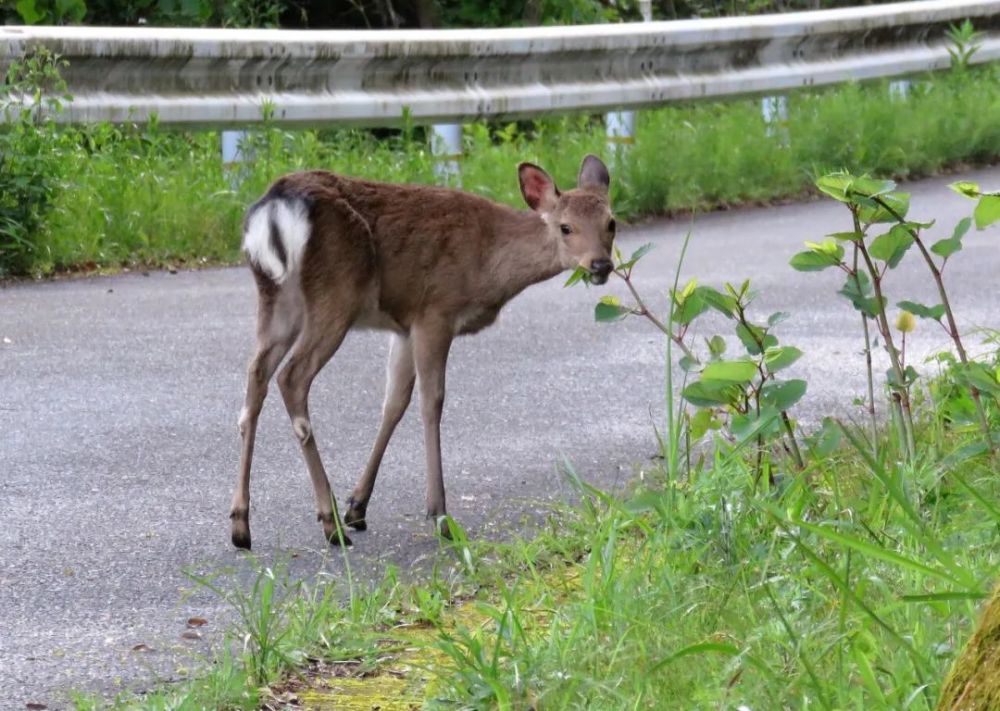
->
[[242, 195, 311, 285]]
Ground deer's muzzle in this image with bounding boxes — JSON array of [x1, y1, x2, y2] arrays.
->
[[589, 258, 613, 285]]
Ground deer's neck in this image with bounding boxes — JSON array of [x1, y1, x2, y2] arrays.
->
[[489, 207, 563, 301]]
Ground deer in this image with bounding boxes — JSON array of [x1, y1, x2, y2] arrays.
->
[[229, 154, 616, 549]]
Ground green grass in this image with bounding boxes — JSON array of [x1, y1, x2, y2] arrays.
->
[[74, 411, 1000, 710], [15, 65, 1000, 276], [425, 451, 998, 708]]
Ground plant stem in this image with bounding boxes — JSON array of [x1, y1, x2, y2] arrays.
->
[[855, 237, 916, 460], [780, 411, 805, 469], [873, 195, 994, 450], [735, 303, 805, 471], [850, 242, 879, 457], [664, 228, 695, 495], [618, 269, 698, 362]]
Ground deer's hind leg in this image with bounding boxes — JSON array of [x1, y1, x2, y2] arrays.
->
[[231, 277, 302, 550], [277, 200, 376, 547]]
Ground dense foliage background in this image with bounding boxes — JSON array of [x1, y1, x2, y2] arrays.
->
[[3, 0, 907, 28]]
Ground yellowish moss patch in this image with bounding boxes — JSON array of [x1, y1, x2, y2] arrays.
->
[[937, 582, 1000, 711], [282, 565, 584, 709]]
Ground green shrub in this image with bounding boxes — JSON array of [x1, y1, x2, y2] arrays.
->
[[0, 49, 72, 278]]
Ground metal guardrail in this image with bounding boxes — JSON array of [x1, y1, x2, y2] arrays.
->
[[1, 0, 999, 128]]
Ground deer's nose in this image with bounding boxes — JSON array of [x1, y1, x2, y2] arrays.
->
[[590, 258, 613, 279]]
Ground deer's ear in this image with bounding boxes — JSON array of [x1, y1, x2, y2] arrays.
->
[[518, 162, 560, 212], [577, 154, 610, 195]]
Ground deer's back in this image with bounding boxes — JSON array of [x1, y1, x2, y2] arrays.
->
[[248, 170, 526, 333]]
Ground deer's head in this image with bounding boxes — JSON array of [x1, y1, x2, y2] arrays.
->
[[518, 155, 616, 285]]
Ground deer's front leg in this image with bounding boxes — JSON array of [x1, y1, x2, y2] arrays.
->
[[346, 333, 415, 531], [411, 318, 454, 538]]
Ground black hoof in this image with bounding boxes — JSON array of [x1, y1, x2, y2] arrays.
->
[[231, 530, 252, 550], [327, 530, 353, 547], [230, 511, 251, 550], [320, 513, 353, 547], [344, 510, 367, 531], [344, 498, 368, 531]]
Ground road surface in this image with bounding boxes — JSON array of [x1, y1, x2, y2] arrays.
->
[[2, 167, 998, 707]]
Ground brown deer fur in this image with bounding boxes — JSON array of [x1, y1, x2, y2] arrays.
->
[[230, 155, 615, 549]]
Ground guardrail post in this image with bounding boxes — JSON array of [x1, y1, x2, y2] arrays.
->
[[606, 110, 636, 158], [761, 95, 789, 145], [431, 123, 462, 187], [889, 79, 911, 100], [221, 130, 248, 189], [604, 0, 652, 160]]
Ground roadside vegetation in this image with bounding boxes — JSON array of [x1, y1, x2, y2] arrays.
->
[[1, 26, 999, 278], [67, 164, 1000, 711], [2, 0, 909, 32]]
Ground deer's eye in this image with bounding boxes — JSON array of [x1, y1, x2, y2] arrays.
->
[[608, 219, 616, 234], [560, 224, 572, 236]]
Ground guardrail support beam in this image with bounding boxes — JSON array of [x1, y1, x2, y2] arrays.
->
[[889, 79, 912, 100], [221, 129, 248, 188], [606, 110, 636, 159], [604, 0, 652, 160], [431, 123, 462, 187], [761, 95, 789, 144]]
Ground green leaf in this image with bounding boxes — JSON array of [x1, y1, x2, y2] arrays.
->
[[701, 359, 758, 383], [828, 231, 863, 242], [678, 354, 701, 372], [859, 192, 910, 224], [790, 250, 841, 272], [630, 242, 654, 262], [671, 290, 710, 326], [974, 195, 1000, 229], [688, 408, 716, 440], [896, 300, 945, 321], [764, 346, 803, 373], [564, 266, 589, 287], [949, 181, 981, 199], [804, 239, 845, 259], [953, 216, 972, 241], [901, 591, 987, 603], [956, 362, 1000, 395], [887, 365, 920, 389], [796, 520, 963, 586], [649, 642, 742, 674], [682, 380, 741, 408], [618, 242, 654, 270], [838, 272, 883, 317], [931, 217, 972, 259], [848, 176, 897, 199], [731, 406, 782, 441], [672, 285, 737, 325], [816, 172, 854, 202], [595, 300, 629, 322], [807, 417, 841, 457], [16, 0, 44, 23], [868, 224, 914, 268], [706, 335, 726, 358], [931, 237, 962, 259], [761, 379, 807, 411], [699, 286, 738, 319], [736, 322, 777, 355], [767, 311, 790, 327]]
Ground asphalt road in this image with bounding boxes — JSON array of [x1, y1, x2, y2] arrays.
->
[[2, 167, 999, 708]]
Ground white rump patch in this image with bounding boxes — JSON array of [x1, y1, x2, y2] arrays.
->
[[242, 199, 311, 283]]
